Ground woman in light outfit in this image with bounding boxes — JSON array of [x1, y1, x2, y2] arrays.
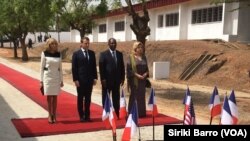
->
[[40, 38, 64, 124], [127, 41, 149, 118]]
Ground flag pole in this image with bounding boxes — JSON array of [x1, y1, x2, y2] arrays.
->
[[183, 109, 186, 125], [209, 116, 213, 125], [135, 100, 141, 141], [183, 86, 187, 125], [108, 90, 117, 141], [209, 103, 214, 125], [152, 88, 155, 141], [219, 92, 227, 124], [123, 86, 128, 121], [152, 113, 155, 141]]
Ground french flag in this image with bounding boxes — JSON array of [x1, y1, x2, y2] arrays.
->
[[183, 87, 196, 125], [228, 90, 238, 124], [119, 89, 127, 119], [221, 95, 233, 125], [102, 93, 117, 133], [148, 88, 158, 116], [122, 101, 138, 141], [209, 86, 221, 118], [109, 99, 117, 133]]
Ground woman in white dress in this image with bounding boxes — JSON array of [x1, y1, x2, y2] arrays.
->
[[40, 38, 64, 124]]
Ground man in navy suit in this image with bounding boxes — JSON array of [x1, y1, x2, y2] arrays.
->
[[99, 38, 125, 118], [72, 37, 97, 122]]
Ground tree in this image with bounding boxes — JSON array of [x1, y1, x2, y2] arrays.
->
[[0, 0, 54, 61], [117, 0, 150, 54], [51, 0, 108, 40]]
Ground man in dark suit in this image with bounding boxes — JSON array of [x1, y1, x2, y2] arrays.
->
[[72, 37, 97, 122], [99, 38, 125, 118]]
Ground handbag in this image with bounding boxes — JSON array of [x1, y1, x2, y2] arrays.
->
[[40, 85, 44, 95], [145, 79, 151, 88]]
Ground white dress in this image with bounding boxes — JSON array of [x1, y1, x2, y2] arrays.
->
[[40, 51, 63, 96]]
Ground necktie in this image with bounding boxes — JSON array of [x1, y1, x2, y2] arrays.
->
[[84, 50, 88, 60], [112, 51, 116, 64]]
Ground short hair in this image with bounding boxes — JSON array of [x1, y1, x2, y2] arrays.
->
[[81, 37, 90, 43], [132, 41, 143, 55], [45, 38, 58, 51], [108, 38, 116, 43]]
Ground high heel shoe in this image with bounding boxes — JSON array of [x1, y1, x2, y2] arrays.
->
[[52, 115, 56, 123], [48, 115, 53, 124]]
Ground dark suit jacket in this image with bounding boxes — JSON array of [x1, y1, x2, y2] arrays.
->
[[99, 49, 125, 88], [72, 49, 97, 84]]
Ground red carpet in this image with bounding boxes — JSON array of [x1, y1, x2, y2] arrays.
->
[[0, 63, 182, 137]]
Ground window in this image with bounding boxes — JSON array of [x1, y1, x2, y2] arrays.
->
[[166, 13, 179, 27], [158, 15, 163, 27], [115, 21, 124, 32], [207, 8, 213, 22], [99, 24, 106, 33], [192, 6, 223, 24]]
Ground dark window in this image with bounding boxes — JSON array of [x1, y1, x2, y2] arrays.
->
[[166, 13, 179, 27], [99, 24, 106, 33], [115, 21, 125, 32], [213, 7, 218, 21], [207, 8, 213, 22], [158, 15, 163, 27], [192, 10, 197, 24], [197, 10, 202, 23], [202, 9, 207, 23], [191, 6, 223, 24]]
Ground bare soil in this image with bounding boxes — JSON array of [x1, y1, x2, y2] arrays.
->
[[1, 39, 250, 124]]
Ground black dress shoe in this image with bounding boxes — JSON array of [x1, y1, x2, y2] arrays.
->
[[80, 117, 85, 122], [85, 118, 92, 122]]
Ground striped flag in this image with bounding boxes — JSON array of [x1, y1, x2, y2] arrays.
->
[[102, 93, 117, 133], [228, 90, 238, 124], [122, 101, 138, 141], [220, 95, 233, 125], [119, 88, 127, 119], [183, 87, 196, 125], [209, 86, 221, 119], [148, 88, 158, 116]]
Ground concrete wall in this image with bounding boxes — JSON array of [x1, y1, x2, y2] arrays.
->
[[186, 0, 228, 41], [237, 1, 250, 43], [154, 4, 180, 41], [69, 0, 249, 43]]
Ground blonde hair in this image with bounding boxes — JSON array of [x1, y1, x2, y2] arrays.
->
[[132, 41, 143, 55], [44, 38, 58, 51]]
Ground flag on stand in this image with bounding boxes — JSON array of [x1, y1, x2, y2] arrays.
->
[[228, 90, 238, 124], [122, 101, 138, 141], [148, 88, 158, 116], [209, 86, 221, 119], [183, 87, 196, 125], [119, 88, 127, 119], [220, 95, 233, 125], [102, 93, 117, 133]]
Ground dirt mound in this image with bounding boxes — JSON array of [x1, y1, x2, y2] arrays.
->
[[2, 40, 250, 92]]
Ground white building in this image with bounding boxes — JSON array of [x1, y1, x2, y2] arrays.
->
[[71, 0, 250, 43]]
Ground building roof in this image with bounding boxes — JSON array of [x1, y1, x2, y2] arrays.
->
[[106, 0, 191, 17]]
